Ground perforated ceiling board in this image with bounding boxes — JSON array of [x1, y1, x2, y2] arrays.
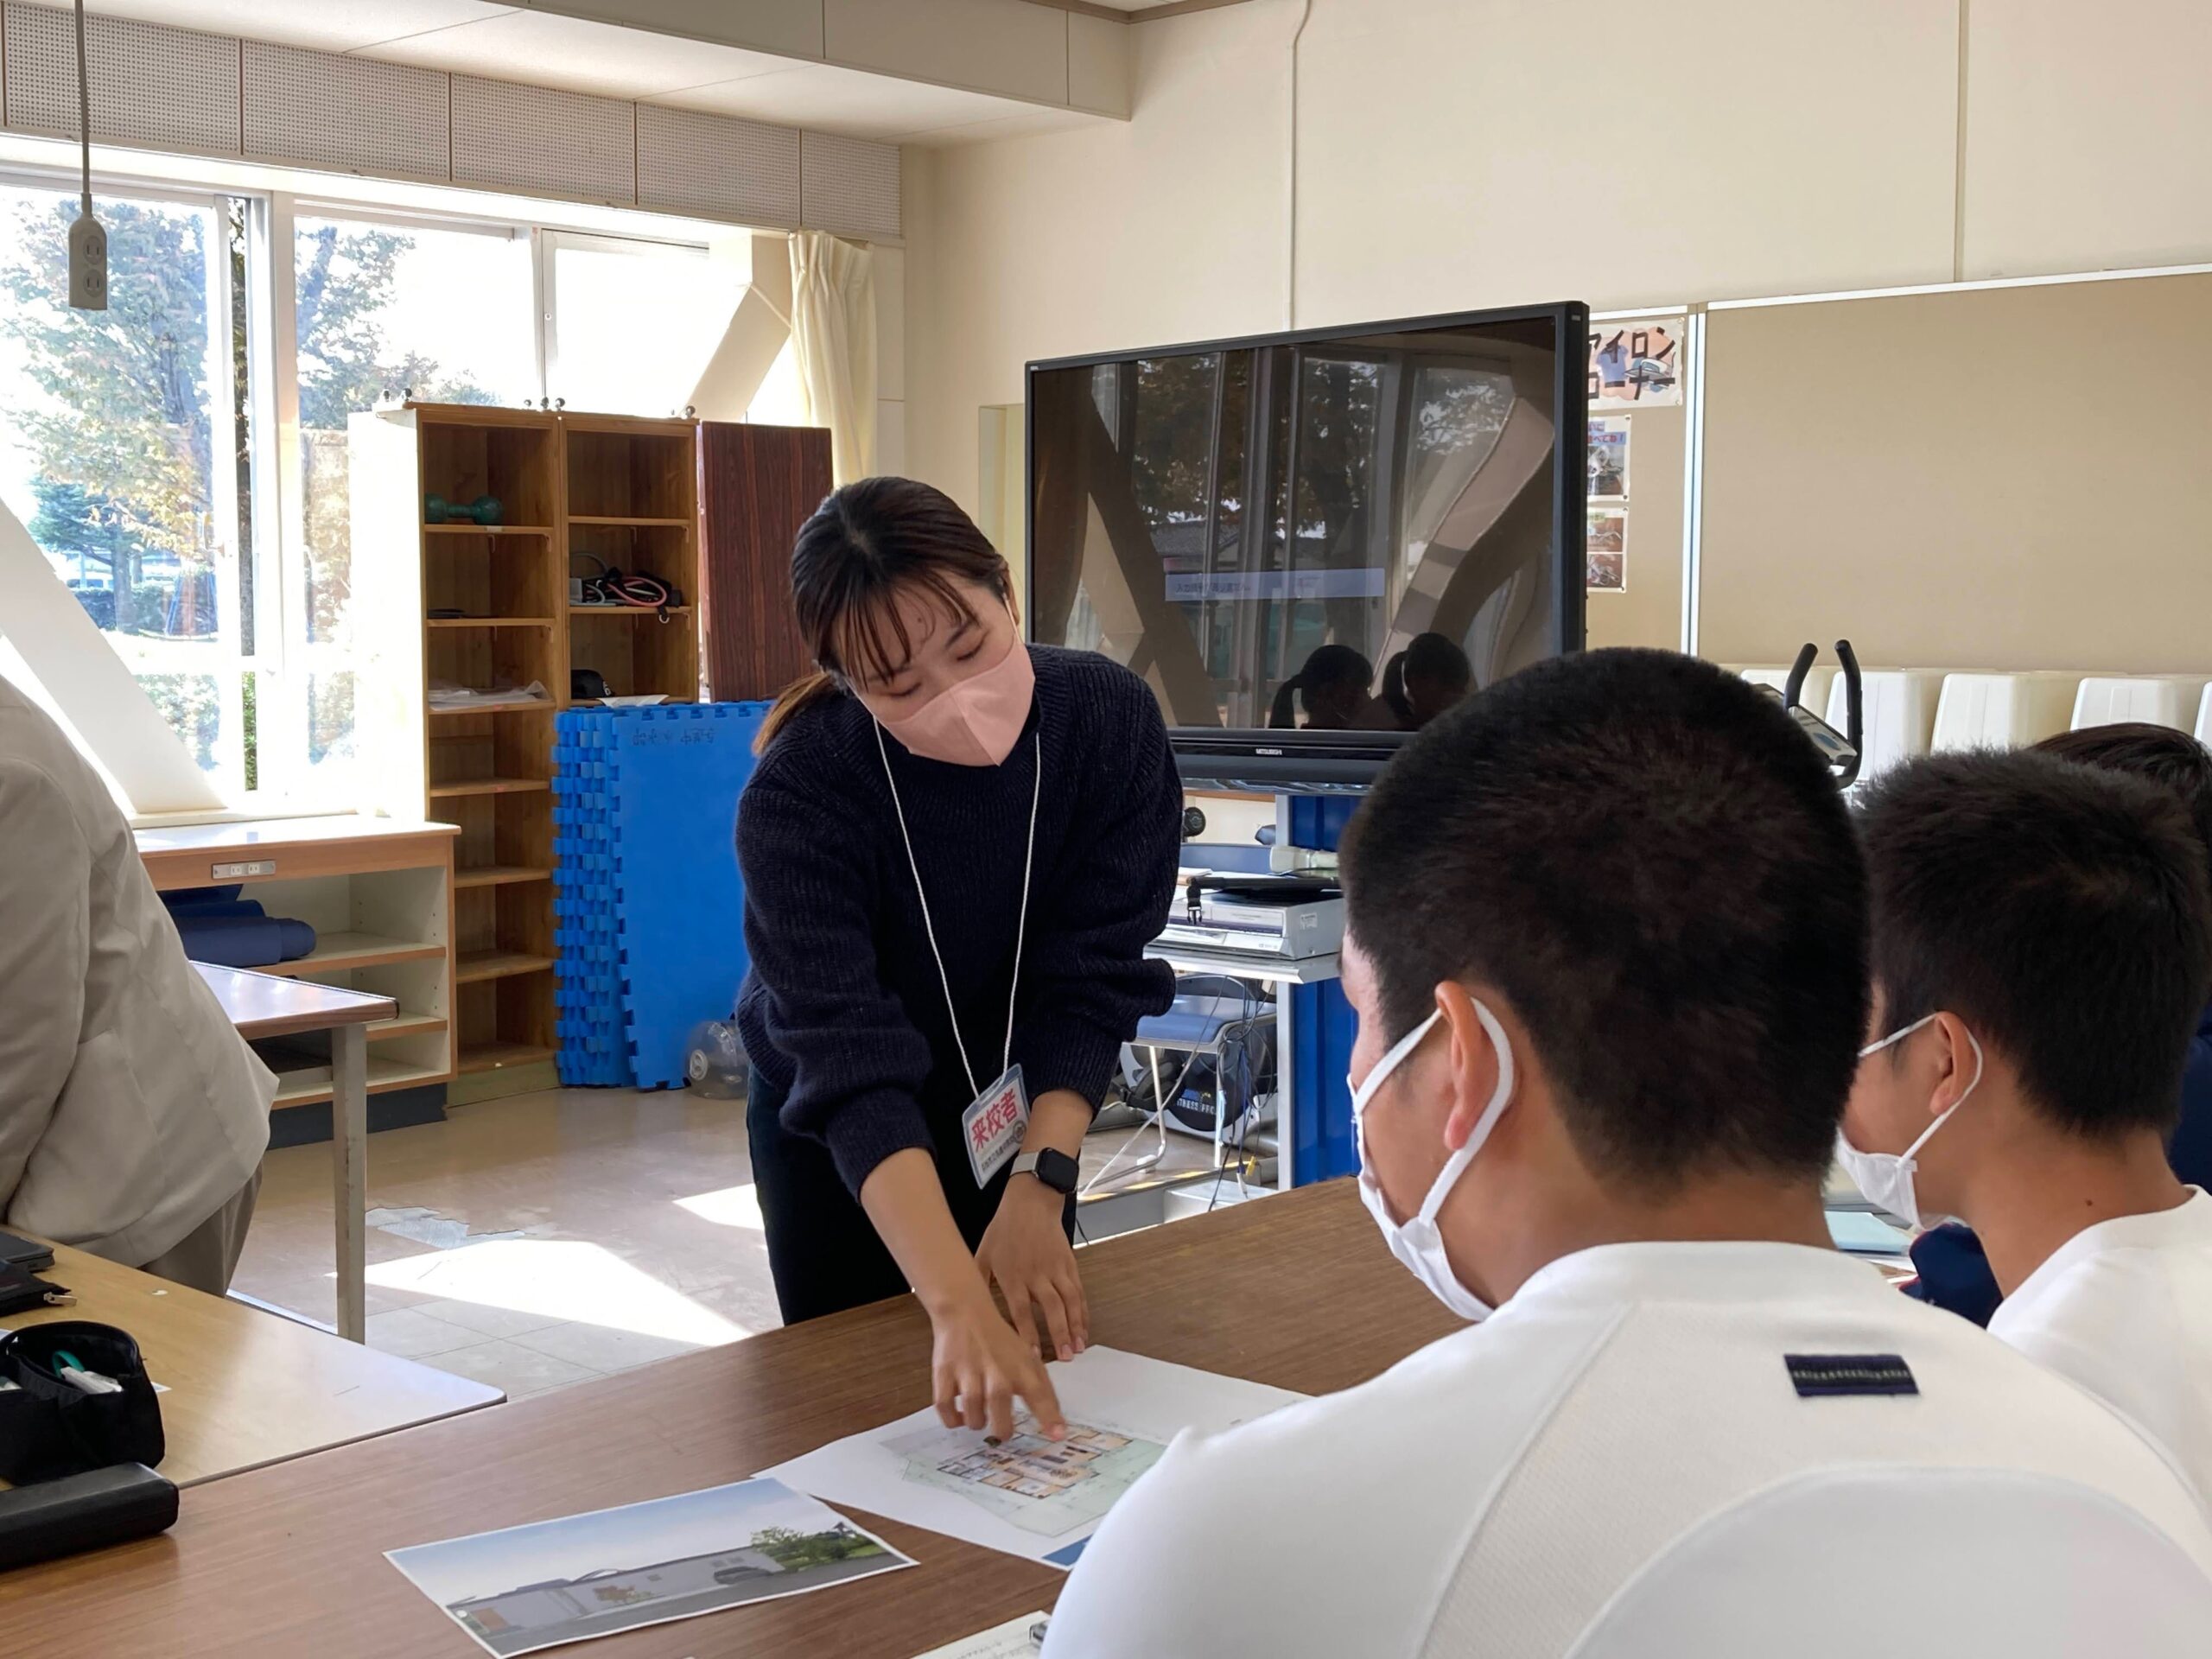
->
[[799, 130, 901, 241], [3, 3, 240, 156], [636, 105, 800, 227], [454, 75, 635, 204], [242, 41, 449, 182]]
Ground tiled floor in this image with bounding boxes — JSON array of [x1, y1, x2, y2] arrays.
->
[[232, 1085, 1229, 1403], [232, 1087, 780, 1402]]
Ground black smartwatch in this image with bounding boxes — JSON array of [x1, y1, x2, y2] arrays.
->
[[1011, 1147, 1079, 1196]]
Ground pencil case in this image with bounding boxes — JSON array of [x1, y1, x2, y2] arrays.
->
[[0, 1321, 165, 1484]]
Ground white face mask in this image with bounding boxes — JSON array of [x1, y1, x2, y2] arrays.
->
[[1834, 1013, 1984, 1230], [1348, 999, 1516, 1323]]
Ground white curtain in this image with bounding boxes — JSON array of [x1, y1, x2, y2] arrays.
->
[[789, 231, 878, 484]]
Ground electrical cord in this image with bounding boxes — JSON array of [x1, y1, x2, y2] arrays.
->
[[73, 0, 91, 223], [1082, 1046, 1192, 1195], [572, 553, 683, 622]]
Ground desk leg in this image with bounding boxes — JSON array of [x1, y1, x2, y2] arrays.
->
[[331, 1024, 368, 1342], [1275, 990, 1295, 1192]]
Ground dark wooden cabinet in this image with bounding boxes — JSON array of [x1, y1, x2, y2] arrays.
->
[[698, 423, 833, 702]]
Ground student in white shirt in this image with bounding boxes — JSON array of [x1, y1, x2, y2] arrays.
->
[[1046, 650, 2212, 1659], [0, 676, 274, 1291], [1843, 747, 2212, 1499]]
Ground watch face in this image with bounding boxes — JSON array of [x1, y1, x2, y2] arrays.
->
[[1036, 1147, 1080, 1192]]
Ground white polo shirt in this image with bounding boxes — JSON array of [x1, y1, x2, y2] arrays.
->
[[1991, 1187, 2212, 1505], [1044, 1240, 2212, 1659]]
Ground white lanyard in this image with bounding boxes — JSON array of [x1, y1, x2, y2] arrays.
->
[[873, 723, 1041, 1101]]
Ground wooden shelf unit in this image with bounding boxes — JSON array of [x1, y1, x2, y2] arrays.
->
[[351, 404, 702, 1100], [135, 818, 460, 1115], [563, 415, 702, 707]]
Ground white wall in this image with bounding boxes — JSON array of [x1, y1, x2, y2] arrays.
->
[[905, 0, 2212, 515], [905, 0, 1299, 508]]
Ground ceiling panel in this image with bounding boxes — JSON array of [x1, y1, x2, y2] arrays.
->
[[908, 105, 1101, 145], [651, 60, 1051, 141], [358, 8, 794, 99], [85, 0, 514, 52]]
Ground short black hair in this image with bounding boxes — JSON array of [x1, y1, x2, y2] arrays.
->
[[1403, 632, 1471, 693], [1856, 749, 2212, 1139], [2035, 723, 2212, 882], [1339, 647, 1867, 1187]]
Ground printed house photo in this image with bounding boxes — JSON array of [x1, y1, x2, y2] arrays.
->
[[387, 1478, 912, 1658]]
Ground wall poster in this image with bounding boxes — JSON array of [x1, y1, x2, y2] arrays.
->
[[1586, 506, 1627, 593], [1588, 320, 1684, 408]]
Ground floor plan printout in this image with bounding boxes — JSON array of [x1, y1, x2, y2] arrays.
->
[[887, 1414, 1160, 1537], [763, 1346, 1309, 1568]]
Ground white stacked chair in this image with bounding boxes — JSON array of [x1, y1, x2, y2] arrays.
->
[[1932, 673, 2080, 751], [2070, 676, 2202, 733], [1827, 671, 1940, 781]]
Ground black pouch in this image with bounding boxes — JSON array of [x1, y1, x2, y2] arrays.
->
[[0, 1321, 165, 1484]]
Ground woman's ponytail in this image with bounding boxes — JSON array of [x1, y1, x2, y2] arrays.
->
[[1268, 675, 1304, 729], [753, 670, 840, 754]]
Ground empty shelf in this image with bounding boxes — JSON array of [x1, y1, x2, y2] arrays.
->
[[261, 933, 446, 976], [428, 776, 550, 798], [456, 950, 556, 983], [457, 1039, 558, 1075], [454, 865, 553, 889]]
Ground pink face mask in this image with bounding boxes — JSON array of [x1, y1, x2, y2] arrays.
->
[[876, 632, 1035, 766]]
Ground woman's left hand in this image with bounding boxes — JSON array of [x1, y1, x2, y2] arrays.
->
[[976, 1172, 1089, 1363]]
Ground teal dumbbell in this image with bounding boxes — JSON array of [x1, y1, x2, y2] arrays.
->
[[424, 494, 503, 526]]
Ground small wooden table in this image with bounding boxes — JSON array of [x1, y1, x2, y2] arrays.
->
[[194, 963, 395, 1343], [0, 1181, 1458, 1654], [6, 1243, 501, 1487]]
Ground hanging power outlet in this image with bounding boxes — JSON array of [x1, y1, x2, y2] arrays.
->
[[67, 212, 107, 310]]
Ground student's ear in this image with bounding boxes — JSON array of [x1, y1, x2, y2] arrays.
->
[[1435, 982, 1512, 1152], [1926, 1010, 1982, 1119]]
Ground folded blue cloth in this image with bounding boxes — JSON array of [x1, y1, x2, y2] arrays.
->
[[172, 913, 316, 969], [162, 884, 264, 921]]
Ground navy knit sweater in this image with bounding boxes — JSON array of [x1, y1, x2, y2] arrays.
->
[[736, 646, 1182, 1197]]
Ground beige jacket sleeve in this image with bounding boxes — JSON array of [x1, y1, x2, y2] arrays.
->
[[0, 757, 92, 1211]]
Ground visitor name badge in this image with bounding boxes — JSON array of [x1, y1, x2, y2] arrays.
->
[[963, 1064, 1031, 1187]]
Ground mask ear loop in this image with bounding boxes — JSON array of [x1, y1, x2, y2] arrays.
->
[[1900, 1026, 1984, 1161], [1412, 999, 1517, 1228]]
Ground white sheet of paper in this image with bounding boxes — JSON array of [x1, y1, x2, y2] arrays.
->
[[764, 1345, 1306, 1570], [911, 1611, 1053, 1657], [384, 1477, 913, 1658]]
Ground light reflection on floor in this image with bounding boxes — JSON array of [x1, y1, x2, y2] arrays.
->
[[232, 1088, 779, 1400]]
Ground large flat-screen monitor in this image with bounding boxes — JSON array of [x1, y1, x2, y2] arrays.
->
[[1027, 302, 1587, 790]]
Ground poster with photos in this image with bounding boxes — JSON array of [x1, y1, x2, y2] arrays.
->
[[1588, 320, 1684, 408], [1587, 416, 1630, 500], [1586, 506, 1627, 593]]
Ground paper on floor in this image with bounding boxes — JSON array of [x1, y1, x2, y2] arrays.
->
[[764, 1345, 1306, 1570]]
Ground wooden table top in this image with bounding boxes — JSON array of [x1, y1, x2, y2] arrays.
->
[[192, 963, 397, 1040], [137, 816, 458, 890], [4, 1245, 503, 1490], [0, 1181, 1456, 1655], [133, 816, 458, 855]]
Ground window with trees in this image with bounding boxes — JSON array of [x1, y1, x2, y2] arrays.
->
[[0, 182, 254, 791], [0, 173, 767, 810]]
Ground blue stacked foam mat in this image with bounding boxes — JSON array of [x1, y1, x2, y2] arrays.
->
[[552, 722, 629, 1085], [553, 702, 771, 1088]]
